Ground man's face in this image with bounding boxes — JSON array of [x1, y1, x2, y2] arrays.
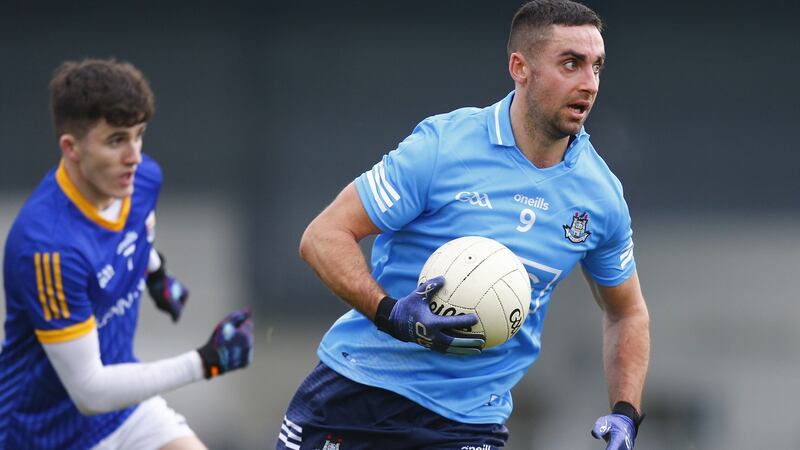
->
[[71, 119, 145, 205], [523, 24, 605, 139]]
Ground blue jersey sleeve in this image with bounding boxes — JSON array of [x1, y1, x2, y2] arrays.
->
[[355, 119, 439, 231], [581, 201, 636, 287], [13, 247, 96, 344]]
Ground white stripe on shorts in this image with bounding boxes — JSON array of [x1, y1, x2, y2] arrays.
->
[[279, 415, 302, 449]]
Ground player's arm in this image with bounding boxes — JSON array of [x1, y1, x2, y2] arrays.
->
[[300, 181, 484, 355], [16, 248, 252, 415], [299, 181, 385, 319], [586, 270, 649, 410], [43, 329, 201, 415], [585, 269, 650, 449], [43, 309, 252, 415]]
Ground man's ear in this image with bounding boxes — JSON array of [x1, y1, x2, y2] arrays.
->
[[59, 134, 81, 162], [508, 52, 531, 84]]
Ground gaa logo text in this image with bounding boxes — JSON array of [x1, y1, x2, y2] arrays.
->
[[455, 191, 493, 209]]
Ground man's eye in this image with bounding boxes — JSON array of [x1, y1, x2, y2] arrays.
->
[[564, 60, 577, 70], [593, 64, 603, 75]]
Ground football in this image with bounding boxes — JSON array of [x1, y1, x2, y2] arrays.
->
[[418, 236, 532, 349]]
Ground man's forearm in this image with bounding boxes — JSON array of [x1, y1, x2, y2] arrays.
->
[[603, 309, 650, 411], [299, 223, 385, 319]]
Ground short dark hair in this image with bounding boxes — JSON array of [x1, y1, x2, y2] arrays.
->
[[49, 58, 155, 139], [507, 0, 603, 56]]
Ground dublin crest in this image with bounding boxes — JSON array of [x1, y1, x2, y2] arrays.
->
[[317, 434, 344, 450], [563, 212, 591, 243]]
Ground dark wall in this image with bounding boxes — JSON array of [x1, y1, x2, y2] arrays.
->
[[2, 1, 798, 314]]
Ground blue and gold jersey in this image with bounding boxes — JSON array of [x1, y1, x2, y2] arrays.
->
[[319, 91, 636, 425], [0, 155, 162, 449]]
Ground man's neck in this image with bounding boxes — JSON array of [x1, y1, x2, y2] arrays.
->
[[61, 158, 115, 211], [509, 94, 570, 169]]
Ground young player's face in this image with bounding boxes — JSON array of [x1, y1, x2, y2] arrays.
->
[[71, 120, 145, 207], [524, 24, 605, 139]]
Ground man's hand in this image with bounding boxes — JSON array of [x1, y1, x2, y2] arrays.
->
[[375, 276, 485, 355], [197, 309, 254, 379], [146, 252, 188, 322], [591, 403, 643, 450]]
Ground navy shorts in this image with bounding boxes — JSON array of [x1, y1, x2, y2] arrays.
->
[[276, 362, 508, 450]]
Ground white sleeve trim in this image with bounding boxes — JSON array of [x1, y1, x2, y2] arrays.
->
[[43, 328, 203, 416], [620, 241, 635, 270], [147, 247, 162, 272], [365, 168, 388, 212], [364, 161, 402, 214], [377, 162, 400, 201]]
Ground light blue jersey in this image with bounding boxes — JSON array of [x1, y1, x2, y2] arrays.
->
[[318, 91, 636, 425]]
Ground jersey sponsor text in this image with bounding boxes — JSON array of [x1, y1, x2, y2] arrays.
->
[[513, 193, 549, 210], [97, 279, 145, 328]]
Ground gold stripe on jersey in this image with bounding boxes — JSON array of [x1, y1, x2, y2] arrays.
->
[[55, 161, 131, 232], [53, 252, 71, 319], [42, 252, 61, 320], [34, 252, 52, 321], [35, 316, 97, 344]]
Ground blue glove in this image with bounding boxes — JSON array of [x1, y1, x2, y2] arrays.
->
[[197, 309, 254, 378], [146, 252, 188, 322], [591, 403, 643, 450], [374, 276, 485, 355]]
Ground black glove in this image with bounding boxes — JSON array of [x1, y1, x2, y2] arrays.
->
[[197, 309, 254, 378], [146, 252, 189, 322]]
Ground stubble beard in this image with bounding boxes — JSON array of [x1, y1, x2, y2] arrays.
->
[[525, 101, 583, 143]]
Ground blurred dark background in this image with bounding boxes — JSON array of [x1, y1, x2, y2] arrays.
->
[[1, 1, 799, 448], [2, 0, 798, 316]]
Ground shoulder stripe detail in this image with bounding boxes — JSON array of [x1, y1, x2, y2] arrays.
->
[[620, 242, 634, 270], [34, 252, 71, 320], [365, 161, 402, 214], [365, 169, 387, 212], [377, 162, 400, 201], [34, 252, 52, 321], [494, 102, 503, 145], [35, 316, 96, 344], [374, 172, 394, 208], [53, 252, 71, 319], [42, 253, 61, 320], [56, 161, 131, 232]]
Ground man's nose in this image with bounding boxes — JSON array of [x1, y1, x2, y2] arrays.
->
[[580, 67, 599, 95], [124, 142, 142, 165]]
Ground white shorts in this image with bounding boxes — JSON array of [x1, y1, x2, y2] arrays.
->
[[92, 396, 196, 450]]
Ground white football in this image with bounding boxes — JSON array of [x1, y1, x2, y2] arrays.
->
[[418, 236, 531, 349]]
